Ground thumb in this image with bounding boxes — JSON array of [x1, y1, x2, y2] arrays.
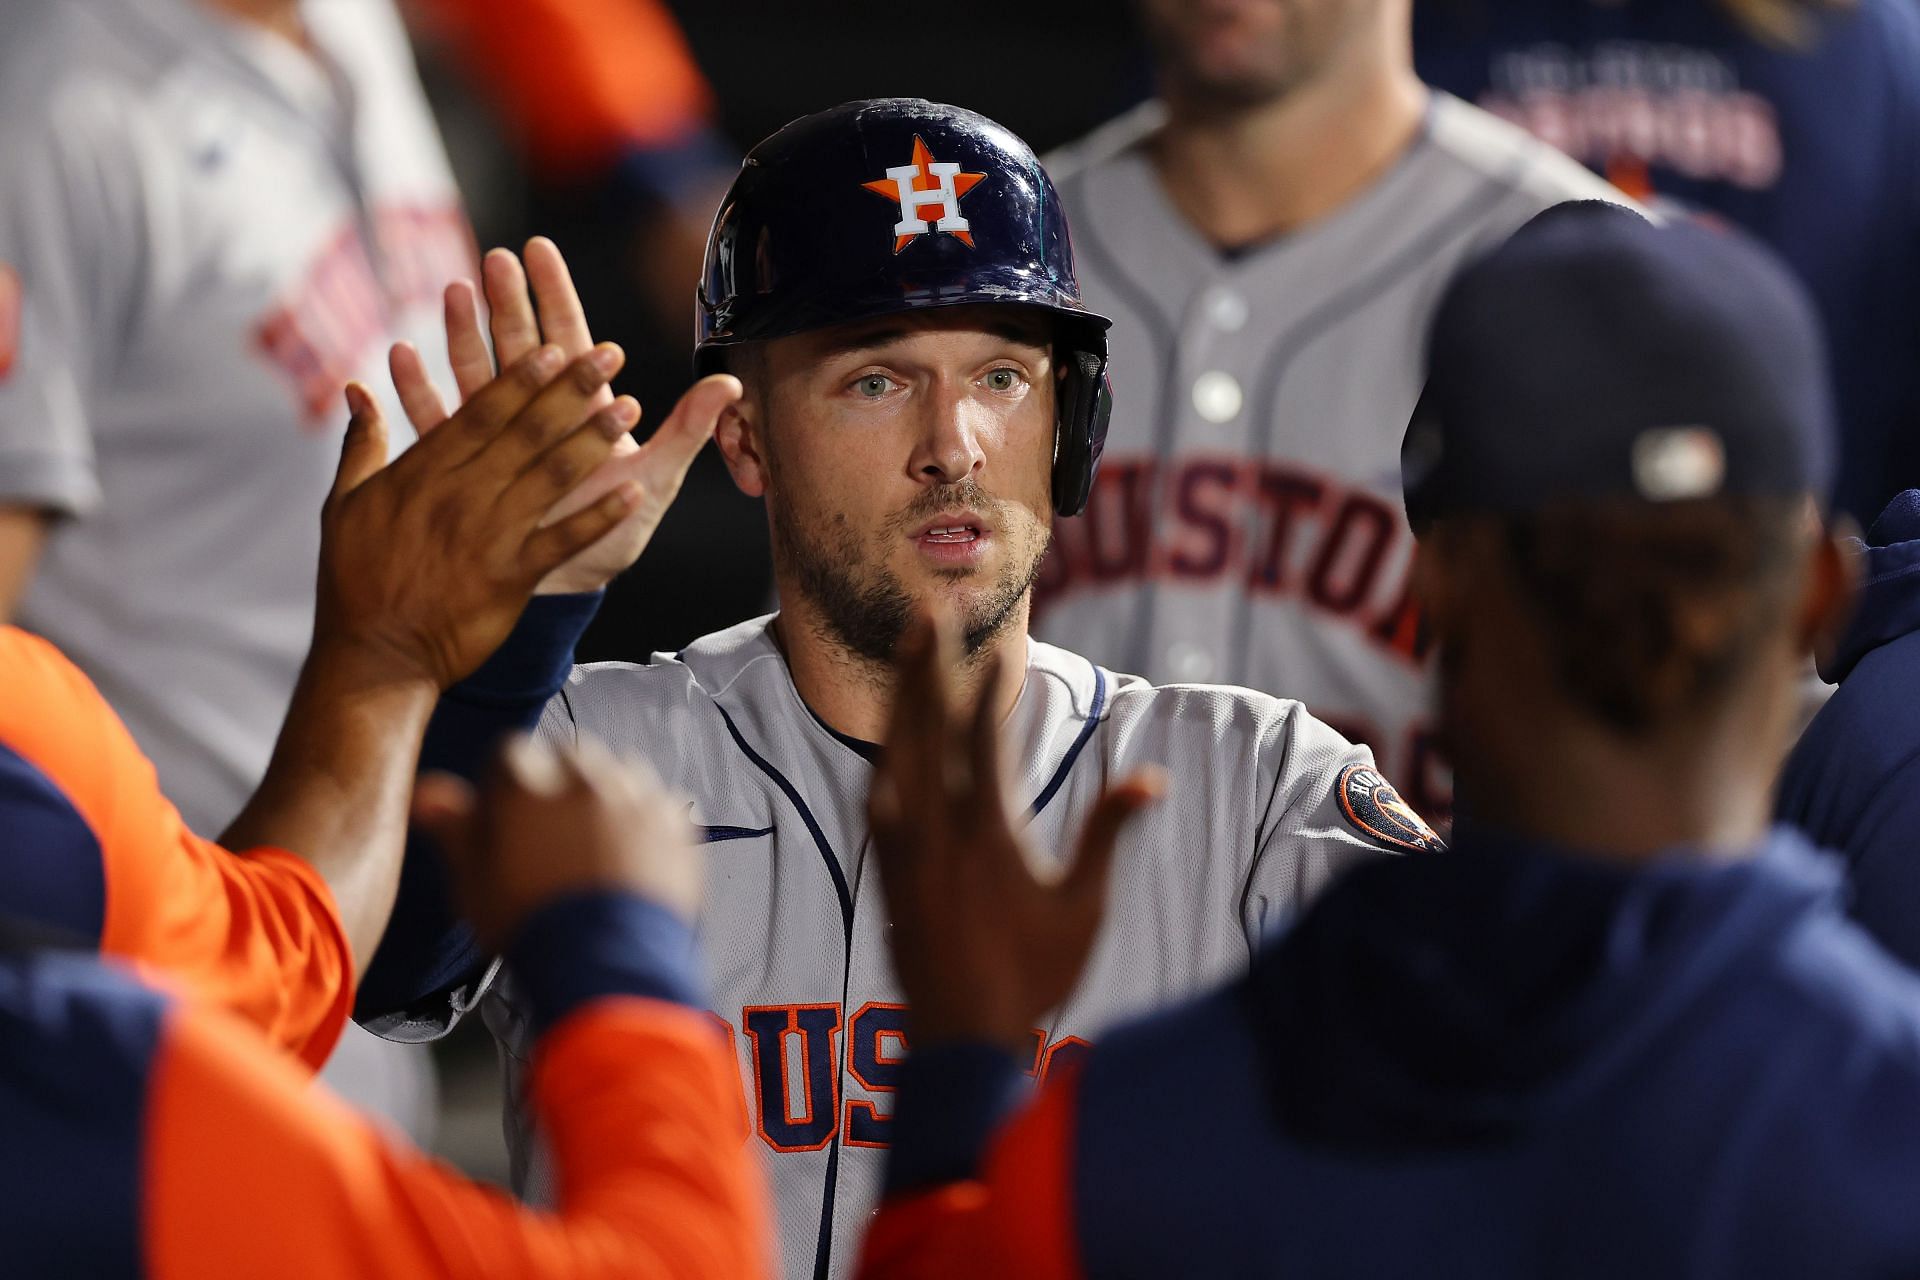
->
[[1060, 768, 1166, 909], [333, 381, 391, 500], [638, 373, 740, 485]]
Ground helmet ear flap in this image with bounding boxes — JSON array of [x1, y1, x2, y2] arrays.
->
[[1052, 348, 1112, 517]]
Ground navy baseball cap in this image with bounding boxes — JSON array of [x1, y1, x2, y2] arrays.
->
[[1401, 201, 1836, 529]]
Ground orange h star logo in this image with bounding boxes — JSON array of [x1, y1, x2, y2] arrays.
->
[[861, 135, 988, 254]]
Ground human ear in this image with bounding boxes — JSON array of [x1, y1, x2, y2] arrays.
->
[[715, 398, 770, 498], [1804, 517, 1863, 670]]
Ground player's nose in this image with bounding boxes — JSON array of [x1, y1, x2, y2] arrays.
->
[[907, 382, 987, 486]]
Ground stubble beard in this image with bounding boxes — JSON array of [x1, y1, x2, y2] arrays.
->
[[771, 478, 1050, 667]]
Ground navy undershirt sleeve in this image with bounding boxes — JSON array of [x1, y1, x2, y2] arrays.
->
[[882, 1041, 1026, 1196], [354, 593, 602, 1023], [509, 890, 702, 1035]]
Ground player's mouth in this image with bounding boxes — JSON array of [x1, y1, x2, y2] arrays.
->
[[909, 511, 992, 567]]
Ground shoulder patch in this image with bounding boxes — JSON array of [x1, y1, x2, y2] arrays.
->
[[0, 264, 19, 383], [1337, 763, 1445, 853]]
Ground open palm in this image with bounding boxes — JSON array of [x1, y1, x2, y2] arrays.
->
[[387, 237, 740, 595]]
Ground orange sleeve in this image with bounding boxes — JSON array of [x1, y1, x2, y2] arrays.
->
[[145, 995, 771, 1280], [412, 0, 715, 178], [857, 1069, 1084, 1280], [0, 627, 351, 1068]]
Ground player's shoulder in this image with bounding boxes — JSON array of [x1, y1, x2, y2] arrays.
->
[[1034, 636, 1338, 753], [1423, 90, 1629, 212], [0, 0, 183, 118], [558, 615, 786, 733], [1042, 99, 1167, 187]]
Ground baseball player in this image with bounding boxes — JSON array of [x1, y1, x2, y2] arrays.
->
[[357, 100, 1441, 1280], [1, 331, 654, 1069], [856, 202, 1920, 1280], [1414, 0, 1920, 528], [1033, 0, 1625, 820]]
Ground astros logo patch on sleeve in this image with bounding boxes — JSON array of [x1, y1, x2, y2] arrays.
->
[[1337, 763, 1445, 853], [0, 264, 20, 383], [861, 135, 987, 254]]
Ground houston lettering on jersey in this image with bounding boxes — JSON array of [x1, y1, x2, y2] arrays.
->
[[1477, 45, 1783, 195], [254, 204, 474, 424], [1036, 452, 1432, 667], [718, 1002, 1087, 1154]]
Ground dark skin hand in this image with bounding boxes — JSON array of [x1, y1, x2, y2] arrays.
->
[[222, 341, 653, 975], [867, 610, 1165, 1050], [414, 735, 701, 953], [389, 236, 742, 595]]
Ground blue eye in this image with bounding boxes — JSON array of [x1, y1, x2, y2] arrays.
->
[[856, 375, 891, 398]]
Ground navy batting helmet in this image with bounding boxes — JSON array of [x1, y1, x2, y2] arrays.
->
[[695, 98, 1113, 517]]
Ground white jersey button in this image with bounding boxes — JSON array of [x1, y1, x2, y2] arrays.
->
[[1164, 641, 1217, 683], [1191, 370, 1244, 423], [1207, 288, 1249, 332]]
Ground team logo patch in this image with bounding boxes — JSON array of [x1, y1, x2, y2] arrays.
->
[[0, 264, 20, 383], [861, 135, 987, 254], [1337, 763, 1445, 853]]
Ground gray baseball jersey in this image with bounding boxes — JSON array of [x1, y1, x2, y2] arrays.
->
[[0, 0, 470, 835], [435, 615, 1437, 1279], [1033, 93, 1623, 819]]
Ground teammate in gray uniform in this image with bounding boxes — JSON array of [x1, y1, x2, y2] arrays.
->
[[0, 0, 475, 1133], [360, 100, 1442, 1280], [1034, 0, 1626, 820]]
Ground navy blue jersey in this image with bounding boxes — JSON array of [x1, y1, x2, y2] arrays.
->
[[1414, 0, 1920, 523]]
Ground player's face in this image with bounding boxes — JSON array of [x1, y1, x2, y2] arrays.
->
[[748, 307, 1057, 663], [1138, 0, 1383, 105]]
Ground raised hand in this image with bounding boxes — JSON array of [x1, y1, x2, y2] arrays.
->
[[414, 735, 701, 951], [867, 612, 1165, 1049], [316, 342, 639, 692], [388, 237, 740, 596]]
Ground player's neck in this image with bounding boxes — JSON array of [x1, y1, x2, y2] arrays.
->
[[1455, 702, 1783, 865], [1151, 42, 1428, 250], [771, 600, 1030, 747], [199, 0, 310, 49]]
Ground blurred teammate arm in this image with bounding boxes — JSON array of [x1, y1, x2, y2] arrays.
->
[[143, 741, 769, 1279]]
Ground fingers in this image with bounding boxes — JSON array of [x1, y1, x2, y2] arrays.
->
[[484, 248, 541, 369], [411, 771, 478, 870], [428, 342, 566, 466], [464, 343, 625, 485], [519, 481, 643, 579], [635, 373, 740, 487], [523, 237, 593, 357], [497, 395, 639, 523], [331, 382, 389, 501], [444, 280, 493, 402], [389, 342, 450, 437], [1061, 768, 1166, 907]]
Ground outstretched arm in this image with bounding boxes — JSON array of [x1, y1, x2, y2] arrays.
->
[[146, 743, 770, 1278], [357, 238, 739, 1025]]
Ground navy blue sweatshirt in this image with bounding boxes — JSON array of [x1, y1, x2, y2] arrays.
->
[[869, 828, 1920, 1279], [1778, 489, 1920, 968]]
